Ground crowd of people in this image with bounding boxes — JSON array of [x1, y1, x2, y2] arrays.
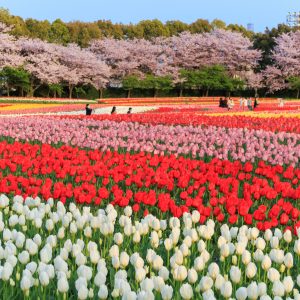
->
[[219, 97, 259, 111]]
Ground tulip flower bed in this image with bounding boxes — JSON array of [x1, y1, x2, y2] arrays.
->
[[0, 139, 299, 231], [0, 97, 97, 104], [0, 195, 300, 300], [1, 105, 300, 298], [63, 112, 300, 134], [1, 116, 300, 166]]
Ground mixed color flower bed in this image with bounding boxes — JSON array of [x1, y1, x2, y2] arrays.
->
[[0, 97, 300, 299]]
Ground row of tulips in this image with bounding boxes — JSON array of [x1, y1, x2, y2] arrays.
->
[[0, 195, 300, 299], [1, 116, 299, 166], [0, 97, 97, 104], [60, 112, 300, 134], [0, 140, 299, 231]]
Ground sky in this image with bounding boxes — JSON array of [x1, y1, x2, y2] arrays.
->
[[1, 0, 300, 32]]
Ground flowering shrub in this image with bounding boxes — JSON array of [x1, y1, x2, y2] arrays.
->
[[0, 195, 299, 299]]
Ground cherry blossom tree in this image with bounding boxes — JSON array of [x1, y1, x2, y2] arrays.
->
[[165, 29, 261, 76], [264, 31, 300, 93], [58, 44, 110, 98], [0, 23, 24, 70], [17, 38, 62, 96]]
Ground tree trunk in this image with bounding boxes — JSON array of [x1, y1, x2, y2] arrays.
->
[[179, 87, 183, 97], [297, 89, 299, 99], [99, 88, 103, 99], [127, 90, 131, 98], [21, 87, 24, 97], [54, 90, 57, 98], [7, 85, 10, 96], [206, 89, 209, 97], [69, 84, 74, 99], [254, 88, 258, 97], [153, 89, 158, 98]]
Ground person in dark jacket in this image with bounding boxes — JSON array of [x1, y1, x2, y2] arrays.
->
[[111, 106, 117, 115], [127, 107, 132, 114], [85, 104, 93, 115]]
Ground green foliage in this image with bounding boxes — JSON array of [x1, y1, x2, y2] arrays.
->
[[180, 65, 245, 95], [137, 19, 170, 39], [288, 76, 300, 98], [49, 84, 63, 97], [49, 19, 70, 44], [0, 67, 30, 96], [0, 8, 257, 47], [122, 75, 141, 91]]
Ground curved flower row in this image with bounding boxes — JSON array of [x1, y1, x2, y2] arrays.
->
[[0, 195, 300, 299], [0, 140, 300, 231], [61, 112, 300, 134], [1, 116, 299, 166]]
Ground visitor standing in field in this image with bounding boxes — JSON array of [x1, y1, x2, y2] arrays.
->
[[85, 104, 93, 115], [239, 97, 244, 110], [127, 107, 132, 114], [247, 98, 253, 110], [111, 106, 117, 115]]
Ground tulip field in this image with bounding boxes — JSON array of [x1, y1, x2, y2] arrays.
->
[[1, 98, 300, 299]]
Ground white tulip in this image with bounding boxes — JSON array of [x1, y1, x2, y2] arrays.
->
[[255, 237, 266, 250], [242, 250, 251, 265], [284, 253, 294, 269], [77, 265, 92, 281], [18, 251, 30, 265], [264, 229, 273, 241], [153, 276, 164, 292], [20, 275, 32, 291], [247, 282, 259, 299], [124, 206, 132, 217], [270, 236, 279, 249], [246, 262, 257, 279], [192, 211, 200, 223], [267, 268, 280, 282], [215, 274, 225, 290], [187, 268, 197, 284], [274, 228, 282, 240], [272, 280, 285, 297], [120, 252, 129, 268], [230, 266, 241, 283], [94, 272, 106, 287], [283, 276, 294, 294], [261, 255, 272, 271], [141, 278, 154, 292], [158, 267, 169, 281], [173, 265, 187, 281], [220, 281, 232, 298], [98, 284, 108, 299], [152, 255, 163, 271], [258, 282, 267, 296], [135, 268, 146, 283], [283, 230, 292, 243], [114, 233, 124, 245], [294, 240, 300, 255], [180, 283, 193, 299], [78, 286, 89, 300], [39, 271, 49, 286], [57, 276, 69, 293], [199, 276, 213, 292], [161, 285, 173, 300], [75, 253, 87, 266], [236, 287, 247, 300]]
